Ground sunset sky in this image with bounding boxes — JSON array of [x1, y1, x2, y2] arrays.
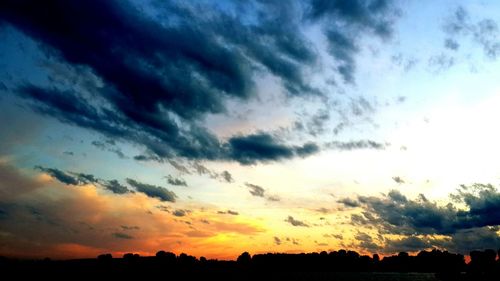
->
[[2, 0, 500, 260]]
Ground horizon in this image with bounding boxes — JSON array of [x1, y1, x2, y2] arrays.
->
[[2, 0, 500, 261]]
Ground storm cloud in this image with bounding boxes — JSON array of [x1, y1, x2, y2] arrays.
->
[[347, 184, 500, 253], [0, 0, 398, 165]]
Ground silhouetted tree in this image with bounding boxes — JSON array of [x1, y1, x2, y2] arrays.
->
[[237, 252, 251, 265], [97, 253, 112, 261]]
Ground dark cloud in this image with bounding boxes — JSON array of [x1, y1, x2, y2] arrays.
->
[[102, 179, 129, 194], [337, 198, 360, 208], [245, 183, 265, 197], [168, 160, 191, 175], [227, 133, 295, 165], [34, 166, 79, 185], [166, 175, 187, 187], [274, 236, 282, 245], [392, 176, 405, 184], [285, 216, 309, 227], [352, 184, 500, 235], [121, 225, 140, 231], [308, 0, 396, 83], [0, 0, 329, 165], [355, 232, 381, 252], [73, 173, 99, 185], [383, 235, 431, 253], [35, 166, 131, 194], [435, 227, 500, 253], [220, 170, 234, 183], [113, 232, 134, 239], [325, 29, 359, 84], [91, 140, 127, 159], [172, 209, 187, 217], [267, 195, 281, 202], [227, 133, 321, 164], [308, 0, 395, 36], [0, 0, 399, 165], [191, 162, 215, 177], [326, 140, 386, 150], [0, 82, 7, 91], [218, 210, 239, 216], [295, 142, 320, 158], [350, 184, 500, 253], [126, 178, 177, 202]]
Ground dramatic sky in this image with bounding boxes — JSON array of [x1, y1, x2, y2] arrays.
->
[[2, 0, 500, 260]]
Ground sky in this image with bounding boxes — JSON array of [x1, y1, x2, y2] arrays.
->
[[2, 0, 500, 260]]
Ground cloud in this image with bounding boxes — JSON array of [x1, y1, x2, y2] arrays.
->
[[326, 140, 386, 150], [392, 176, 405, 184], [168, 160, 191, 175], [355, 232, 381, 252], [191, 162, 216, 178], [285, 216, 309, 227], [126, 178, 177, 202], [172, 209, 187, 217], [113, 232, 134, 240], [1, 161, 265, 259], [189, 162, 232, 183], [0, 162, 42, 200], [220, 171, 234, 183], [245, 183, 265, 197], [91, 140, 127, 159], [350, 184, 500, 253], [428, 53, 455, 72], [274, 236, 282, 245], [435, 227, 500, 253], [295, 142, 320, 157], [296, 109, 330, 137], [0, 0, 399, 165], [218, 210, 239, 216], [228, 133, 297, 164], [227, 133, 321, 164], [383, 235, 431, 253], [267, 196, 280, 202], [166, 175, 187, 187], [337, 198, 360, 208], [315, 207, 334, 214], [102, 180, 129, 194], [0, 0, 331, 165], [35, 166, 130, 194], [308, 0, 396, 83], [444, 38, 459, 50], [443, 6, 500, 59], [120, 225, 140, 231], [35, 166, 79, 185], [308, 0, 395, 36]]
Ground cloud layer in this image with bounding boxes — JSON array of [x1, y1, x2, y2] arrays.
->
[[0, 0, 397, 164], [340, 184, 500, 254]]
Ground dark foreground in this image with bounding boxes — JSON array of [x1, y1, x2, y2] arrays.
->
[[2, 249, 500, 280]]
